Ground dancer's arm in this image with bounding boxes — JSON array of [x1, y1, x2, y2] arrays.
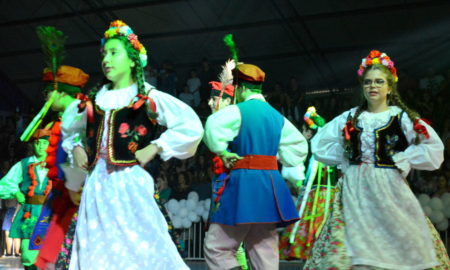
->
[[393, 115, 444, 177]]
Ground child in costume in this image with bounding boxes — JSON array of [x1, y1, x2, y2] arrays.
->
[[304, 50, 450, 269], [68, 20, 203, 270], [32, 64, 90, 270], [207, 60, 248, 270], [0, 128, 51, 270], [279, 106, 337, 260], [15, 26, 91, 270], [203, 61, 308, 270]]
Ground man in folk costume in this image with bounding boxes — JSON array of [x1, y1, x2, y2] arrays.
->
[[203, 62, 308, 270], [32, 64, 90, 270], [208, 60, 248, 270], [0, 128, 51, 270]]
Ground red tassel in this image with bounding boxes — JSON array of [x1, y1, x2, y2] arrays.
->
[[414, 118, 431, 139], [132, 94, 149, 110], [343, 120, 355, 141], [76, 93, 94, 123]]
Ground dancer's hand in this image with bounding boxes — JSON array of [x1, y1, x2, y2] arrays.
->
[[135, 144, 162, 167], [68, 189, 82, 206], [220, 150, 243, 169], [73, 146, 89, 171], [15, 191, 25, 204]]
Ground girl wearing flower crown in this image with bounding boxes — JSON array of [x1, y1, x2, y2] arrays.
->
[[304, 50, 449, 269], [68, 20, 203, 269]]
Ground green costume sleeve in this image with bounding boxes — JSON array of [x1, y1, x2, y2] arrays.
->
[[0, 160, 24, 199]]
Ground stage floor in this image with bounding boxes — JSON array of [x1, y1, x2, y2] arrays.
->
[[0, 257, 304, 269]]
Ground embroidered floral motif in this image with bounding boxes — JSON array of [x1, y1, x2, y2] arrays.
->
[[385, 134, 399, 157], [118, 123, 148, 153], [128, 142, 138, 153], [118, 123, 130, 137]]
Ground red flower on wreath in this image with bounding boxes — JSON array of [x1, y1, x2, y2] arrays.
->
[[128, 33, 138, 42], [369, 50, 382, 58], [118, 123, 130, 138], [135, 125, 147, 136]]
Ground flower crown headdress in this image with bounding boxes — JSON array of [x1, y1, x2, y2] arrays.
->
[[357, 50, 398, 82], [103, 20, 148, 67]]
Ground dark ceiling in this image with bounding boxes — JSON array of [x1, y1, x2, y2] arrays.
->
[[1, 0, 449, 109]]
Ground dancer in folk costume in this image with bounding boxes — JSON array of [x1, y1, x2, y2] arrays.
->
[[304, 50, 450, 269], [66, 20, 203, 270], [17, 26, 90, 270], [0, 128, 51, 270], [207, 60, 248, 270], [279, 106, 338, 261], [203, 34, 308, 270], [33, 65, 89, 270]]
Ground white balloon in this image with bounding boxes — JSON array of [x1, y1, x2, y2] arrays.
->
[[178, 207, 189, 218], [423, 206, 433, 217], [172, 216, 183, 229], [188, 191, 199, 202], [204, 198, 211, 210], [188, 211, 200, 222], [186, 199, 197, 210], [202, 211, 209, 222], [167, 199, 180, 215], [437, 219, 449, 231], [442, 197, 450, 208], [182, 218, 192, 229], [441, 192, 450, 202], [430, 197, 444, 210], [443, 207, 450, 219], [418, 194, 431, 206], [179, 199, 187, 208], [430, 210, 445, 224], [195, 205, 205, 215]]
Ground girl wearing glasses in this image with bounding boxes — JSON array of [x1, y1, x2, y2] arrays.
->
[[304, 50, 449, 269]]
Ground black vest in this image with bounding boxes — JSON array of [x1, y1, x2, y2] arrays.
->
[[87, 100, 157, 168], [348, 112, 408, 168]]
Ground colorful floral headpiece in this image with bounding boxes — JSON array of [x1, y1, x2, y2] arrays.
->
[[304, 106, 325, 130], [357, 50, 398, 82], [103, 20, 148, 67]]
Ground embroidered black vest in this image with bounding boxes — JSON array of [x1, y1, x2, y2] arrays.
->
[[348, 112, 408, 168], [87, 100, 157, 168]]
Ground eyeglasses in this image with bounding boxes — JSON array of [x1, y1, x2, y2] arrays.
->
[[363, 79, 386, 87]]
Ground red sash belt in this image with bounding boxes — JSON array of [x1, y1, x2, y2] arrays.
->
[[232, 155, 278, 170]]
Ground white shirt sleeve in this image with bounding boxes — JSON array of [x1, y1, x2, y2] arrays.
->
[[203, 105, 241, 155], [149, 89, 204, 161], [60, 100, 88, 192], [0, 160, 23, 199], [392, 115, 444, 177], [61, 100, 87, 165], [311, 110, 350, 166], [279, 118, 308, 183]]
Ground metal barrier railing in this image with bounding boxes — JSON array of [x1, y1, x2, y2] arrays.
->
[[179, 220, 206, 260]]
